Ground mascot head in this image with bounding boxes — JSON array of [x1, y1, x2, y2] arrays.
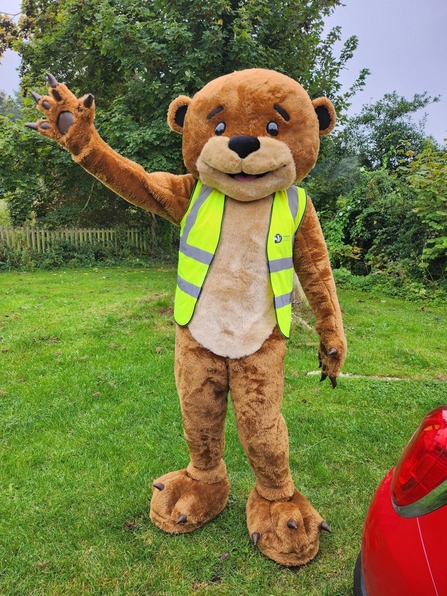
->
[[167, 68, 336, 202]]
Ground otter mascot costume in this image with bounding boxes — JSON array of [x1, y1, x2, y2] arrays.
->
[[27, 68, 347, 567]]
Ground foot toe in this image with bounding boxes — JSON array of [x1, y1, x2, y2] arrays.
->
[[150, 469, 230, 534], [247, 488, 327, 566]]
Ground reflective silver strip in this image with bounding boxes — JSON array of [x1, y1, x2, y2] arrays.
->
[[269, 256, 293, 273], [180, 242, 214, 265], [287, 186, 298, 222], [274, 292, 293, 309], [177, 275, 201, 299], [392, 476, 447, 518], [179, 184, 214, 265]]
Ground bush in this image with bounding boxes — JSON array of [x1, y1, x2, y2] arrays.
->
[[0, 200, 10, 226], [0, 237, 177, 271], [333, 266, 447, 305]]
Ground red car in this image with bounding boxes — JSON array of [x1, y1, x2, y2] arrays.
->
[[354, 405, 447, 596]]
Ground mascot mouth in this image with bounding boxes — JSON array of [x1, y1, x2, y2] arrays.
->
[[229, 171, 268, 182], [197, 148, 297, 201]]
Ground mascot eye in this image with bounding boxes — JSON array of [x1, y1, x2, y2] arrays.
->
[[215, 122, 226, 135], [266, 122, 279, 136]]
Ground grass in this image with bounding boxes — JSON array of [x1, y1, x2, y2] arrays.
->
[[1, 265, 446, 595]]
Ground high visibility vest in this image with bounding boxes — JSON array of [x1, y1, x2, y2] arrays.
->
[[174, 181, 307, 338]]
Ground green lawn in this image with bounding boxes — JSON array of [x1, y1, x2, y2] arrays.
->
[[1, 266, 446, 595]]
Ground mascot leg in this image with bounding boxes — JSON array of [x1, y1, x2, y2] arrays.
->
[[229, 328, 326, 567], [150, 326, 230, 534]]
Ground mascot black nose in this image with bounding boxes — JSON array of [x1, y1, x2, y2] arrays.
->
[[228, 136, 261, 159]]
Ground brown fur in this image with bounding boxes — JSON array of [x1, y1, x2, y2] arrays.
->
[[150, 468, 230, 534], [246, 488, 324, 566], [174, 325, 294, 498], [31, 68, 346, 567], [294, 200, 347, 374]]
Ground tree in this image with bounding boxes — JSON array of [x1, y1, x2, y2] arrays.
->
[[304, 91, 447, 285], [0, 90, 22, 119], [405, 142, 447, 277], [305, 90, 440, 214], [338, 91, 439, 171], [313, 140, 447, 285], [0, 12, 18, 56], [1, 0, 367, 227]]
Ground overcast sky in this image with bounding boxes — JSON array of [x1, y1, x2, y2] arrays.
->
[[326, 0, 447, 143], [1, 0, 446, 143]]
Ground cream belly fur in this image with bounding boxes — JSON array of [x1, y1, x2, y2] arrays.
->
[[188, 194, 277, 358]]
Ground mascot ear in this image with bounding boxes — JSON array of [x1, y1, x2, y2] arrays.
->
[[312, 97, 336, 136], [167, 95, 192, 134]]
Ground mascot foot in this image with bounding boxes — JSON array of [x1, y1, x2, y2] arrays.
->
[[246, 488, 331, 567], [150, 469, 230, 534]]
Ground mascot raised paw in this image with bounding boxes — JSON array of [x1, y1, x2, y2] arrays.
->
[[27, 68, 347, 567]]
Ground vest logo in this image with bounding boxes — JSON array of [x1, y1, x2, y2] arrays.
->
[[274, 234, 282, 244]]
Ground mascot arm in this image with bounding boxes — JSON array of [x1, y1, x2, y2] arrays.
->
[[293, 198, 347, 386], [26, 74, 194, 226]]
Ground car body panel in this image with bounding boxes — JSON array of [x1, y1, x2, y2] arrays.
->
[[361, 469, 447, 596], [418, 510, 447, 591]]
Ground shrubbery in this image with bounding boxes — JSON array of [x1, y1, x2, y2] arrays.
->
[[0, 236, 177, 271], [306, 90, 447, 303], [333, 266, 447, 305], [317, 149, 447, 305]]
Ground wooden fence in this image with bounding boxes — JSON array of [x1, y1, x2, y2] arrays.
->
[[0, 227, 151, 253]]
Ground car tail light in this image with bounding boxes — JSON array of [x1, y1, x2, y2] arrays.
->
[[391, 405, 447, 518]]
